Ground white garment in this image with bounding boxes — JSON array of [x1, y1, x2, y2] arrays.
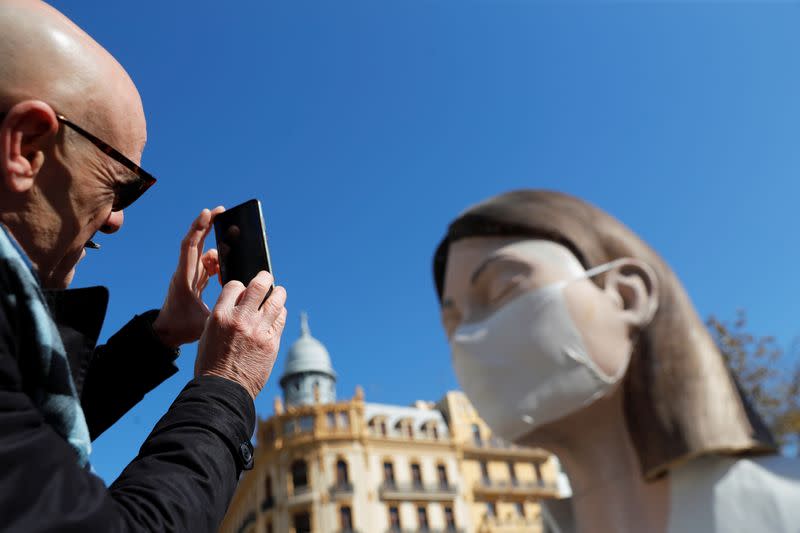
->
[[668, 454, 800, 533], [542, 454, 800, 533]]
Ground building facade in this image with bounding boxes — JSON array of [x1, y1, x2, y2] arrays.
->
[[219, 316, 568, 533]]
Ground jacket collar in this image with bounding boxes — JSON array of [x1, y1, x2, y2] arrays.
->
[[43, 286, 109, 396]]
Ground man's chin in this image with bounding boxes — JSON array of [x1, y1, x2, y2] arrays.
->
[[41, 265, 77, 290]]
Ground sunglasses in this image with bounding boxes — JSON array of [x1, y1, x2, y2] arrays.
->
[[0, 111, 156, 211]]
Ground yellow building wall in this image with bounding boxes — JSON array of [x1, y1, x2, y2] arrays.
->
[[220, 390, 563, 533]]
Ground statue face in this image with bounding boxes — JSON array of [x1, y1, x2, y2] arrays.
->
[[441, 238, 654, 383]]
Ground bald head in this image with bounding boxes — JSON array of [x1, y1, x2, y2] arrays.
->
[[0, 0, 145, 153], [0, 0, 150, 288]]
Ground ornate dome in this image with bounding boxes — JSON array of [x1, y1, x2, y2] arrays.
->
[[280, 312, 336, 385]]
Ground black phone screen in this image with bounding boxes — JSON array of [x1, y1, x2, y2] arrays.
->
[[213, 199, 272, 287]]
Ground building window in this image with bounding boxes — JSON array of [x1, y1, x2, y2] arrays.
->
[[417, 505, 429, 530], [480, 461, 490, 485], [383, 461, 396, 487], [406, 423, 413, 438], [266, 522, 273, 533], [411, 463, 423, 488], [423, 422, 439, 440], [486, 502, 496, 518], [437, 464, 449, 488], [284, 419, 296, 435], [264, 475, 273, 507], [298, 415, 314, 433], [508, 461, 518, 486], [339, 412, 350, 428], [515, 502, 525, 517], [340, 506, 353, 531], [388, 506, 401, 531], [327, 412, 336, 428], [291, 460, 308, 492], [472, 424, 482, 446], [380, 420, 387, 436], [444, 506, 456, 530], [336, 459, 350, 487], [293, 512, 311, 533], [534, 461, 544, 486]]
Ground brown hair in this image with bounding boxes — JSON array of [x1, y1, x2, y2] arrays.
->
[[433, 190, 776, 479]]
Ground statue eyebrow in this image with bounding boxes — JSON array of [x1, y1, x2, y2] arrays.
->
[[470, 253, 528, 286]]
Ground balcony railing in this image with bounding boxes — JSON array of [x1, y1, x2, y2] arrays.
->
[[385, 529, 465, 533], [474, 479, 559, 497], [478, 515, 542, 532], [288, 484, 314, 505], [293, 484, 312, 495], [330, 482, 355, 495], [465, 437, 549, 459], [379, 482, 458, 501]]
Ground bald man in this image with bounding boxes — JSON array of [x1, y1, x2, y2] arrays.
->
[[0, 1, 288, 531]]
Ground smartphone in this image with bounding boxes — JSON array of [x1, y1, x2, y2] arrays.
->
[[213, 199, 273, 289]]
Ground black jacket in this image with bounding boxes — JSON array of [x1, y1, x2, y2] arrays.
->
[[0, 285, 255, 532]]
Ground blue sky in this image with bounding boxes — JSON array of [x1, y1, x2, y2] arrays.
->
[[49, 1, 800, 482]]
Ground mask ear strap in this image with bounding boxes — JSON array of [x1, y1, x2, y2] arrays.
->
[[581, 258, 629, 280]]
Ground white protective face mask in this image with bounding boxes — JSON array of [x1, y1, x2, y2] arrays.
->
[[450, 259, 628, 442]]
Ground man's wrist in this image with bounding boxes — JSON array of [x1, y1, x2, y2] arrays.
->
[[151, 311, 182, 351]]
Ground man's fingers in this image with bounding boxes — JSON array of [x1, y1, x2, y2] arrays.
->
[[197, 249, 220, 293], [238, 271, 274, 310], [178, 209, 210, 275], [260, 285, 287, 321], [269, 305, 288, 338], [197, 264, 210, 293], [179, 207, 224, 279], [215, 279, 246, 312], [202, 249, 220, 276]]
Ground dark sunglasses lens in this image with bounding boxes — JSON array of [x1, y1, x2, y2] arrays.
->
[[112, 176, 155, 211]]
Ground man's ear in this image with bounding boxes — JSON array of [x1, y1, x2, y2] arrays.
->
[[0, 100, 59, 193], [603, 258, 659, 328]]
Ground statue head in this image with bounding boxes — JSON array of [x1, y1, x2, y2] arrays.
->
[[433, 190, 775, 479]]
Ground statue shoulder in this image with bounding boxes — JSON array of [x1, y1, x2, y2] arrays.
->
[[668, 454, 800, 533]]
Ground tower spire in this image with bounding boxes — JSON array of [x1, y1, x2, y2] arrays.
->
[[300, 311, 310, 337]]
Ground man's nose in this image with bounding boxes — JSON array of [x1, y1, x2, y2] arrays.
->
[[100, 210, 124, 234]]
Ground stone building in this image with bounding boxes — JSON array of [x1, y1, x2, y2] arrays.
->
[[219, 314, 569, 533]]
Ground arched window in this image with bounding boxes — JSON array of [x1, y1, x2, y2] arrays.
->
[[437, 464, 449, 488], [411, 462, 422, 488], [340, 506, 353, 531], [336, 458, 349, 486], [480, 461, 490, 485], [291, 459, 308, 492], [383, 460, 396, 486], [472, 423, 482, 446], [422, 421, 440, 440]]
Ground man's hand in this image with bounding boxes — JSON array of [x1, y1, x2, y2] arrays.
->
[[195, 271, 288, 400], [153, 207, 225, 349]]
